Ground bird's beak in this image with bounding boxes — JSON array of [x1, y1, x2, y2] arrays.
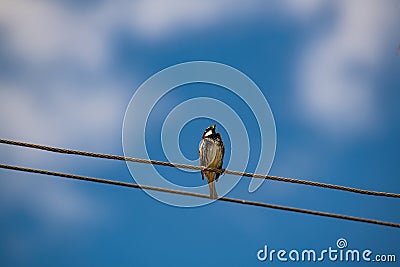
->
[[212, 124, 216, 129]]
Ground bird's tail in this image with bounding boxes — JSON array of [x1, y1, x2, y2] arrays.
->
[[208, 180, 218, 199]]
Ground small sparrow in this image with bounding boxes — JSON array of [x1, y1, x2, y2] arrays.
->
[[199, 124, 225, 199]]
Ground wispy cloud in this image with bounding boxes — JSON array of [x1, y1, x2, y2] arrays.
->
[[0, 0, 282, 148], [121, 0, 255, 40], [0, 82, 125, 150], [0, 0, 257, 69], [0, 0, 110, 69], [295, 0, 399, 136], [0, 78, 126, 228]]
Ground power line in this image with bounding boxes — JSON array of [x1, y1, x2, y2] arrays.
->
[[1, 138, 399, 198], [0, 163, 399, 229]]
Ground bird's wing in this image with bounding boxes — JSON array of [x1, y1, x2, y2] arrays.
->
[[215, 140, 224, 181], [199, 139, 217, 168], [218, 139, 224, 169]]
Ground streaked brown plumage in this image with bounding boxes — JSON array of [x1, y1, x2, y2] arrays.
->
[[199, 124, 224, 199]]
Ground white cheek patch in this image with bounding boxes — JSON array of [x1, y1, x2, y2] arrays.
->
[[204, 130, 213, 137]]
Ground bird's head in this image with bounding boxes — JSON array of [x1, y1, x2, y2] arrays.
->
[[202, 124, 216, 138]]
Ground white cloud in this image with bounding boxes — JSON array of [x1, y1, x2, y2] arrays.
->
[[0, 0, 128, 230], [296, 0, 399, 136], [0, 0, 329, 71], [0, 80, 126, 226], [280, 0, 326, 19], [0, 83, 125, 150], [123, 0, 254, 40], [0, 0, 109, 70], [0, 0, 259, 68]]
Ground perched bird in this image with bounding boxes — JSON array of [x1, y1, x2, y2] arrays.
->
[[199, 124, 225, 199]]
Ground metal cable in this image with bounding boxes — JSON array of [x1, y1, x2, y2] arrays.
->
[[0, 163, 399, 228], [1, 139, 399, 198]]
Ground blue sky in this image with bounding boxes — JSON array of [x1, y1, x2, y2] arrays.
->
[[0, 0, 399, 266]]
